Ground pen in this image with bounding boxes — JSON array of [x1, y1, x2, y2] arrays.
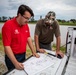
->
[[23, 69, 28, 75], [47, 53, 56, 57], [45, 52, 56, 57]]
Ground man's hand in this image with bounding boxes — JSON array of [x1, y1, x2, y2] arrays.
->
[[38, 49, 46, 53], [14, 61, 24, 70], [32, 53, 40, 58], [56, 50, 64, 58]]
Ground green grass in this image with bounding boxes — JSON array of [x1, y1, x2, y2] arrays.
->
[[0, 33, 2, 40], [26, 48, 32, 58], [59, 22, 76, 26], [29, 21, 76, 25], [0, 33, 4, 55], [52, 44, 66, 53]]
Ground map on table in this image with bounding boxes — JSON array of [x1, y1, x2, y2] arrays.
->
[[5, 52, 62, 75], [23, 53, 61, 75]]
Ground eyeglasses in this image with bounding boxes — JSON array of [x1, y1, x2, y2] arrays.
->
[[22, 15, 30, 21]]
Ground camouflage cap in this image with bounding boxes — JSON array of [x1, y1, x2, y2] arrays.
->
[[46, 11, 56, 18]]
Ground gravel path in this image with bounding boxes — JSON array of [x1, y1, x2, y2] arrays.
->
[[0, 51, 8, 75]]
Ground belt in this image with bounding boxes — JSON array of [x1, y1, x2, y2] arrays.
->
[[40, 42, 51, 45], [14, 52, 25, 55], [5, 52, 25, 56]]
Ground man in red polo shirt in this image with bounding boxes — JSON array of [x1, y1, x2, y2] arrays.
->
[[2, 4, 40, 70]]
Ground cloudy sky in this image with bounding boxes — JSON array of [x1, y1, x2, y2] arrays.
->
[[0, 0, 76, 20]]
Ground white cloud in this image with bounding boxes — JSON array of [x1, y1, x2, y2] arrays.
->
[[0, 0, 76, 20]]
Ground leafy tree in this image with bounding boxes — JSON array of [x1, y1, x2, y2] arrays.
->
[[70, 19, 76, 23]]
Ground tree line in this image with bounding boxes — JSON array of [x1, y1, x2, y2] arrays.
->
[[0, 16, 76, 24]]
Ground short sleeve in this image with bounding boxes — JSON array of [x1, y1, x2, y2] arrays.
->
[[2, 22, 12, 46], [26, 24, 30, 37], [54, 20, 61, 37], [34, 20, 41, 36]]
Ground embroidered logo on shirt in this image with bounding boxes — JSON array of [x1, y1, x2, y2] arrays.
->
[[14, 29, 19, 34], [25, 30, 28, 33]]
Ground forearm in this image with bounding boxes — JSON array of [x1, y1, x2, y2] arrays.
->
[[56, 36, 64, 57], [4, 46, 18, 65], [27, 37, 36, 54], [34, 35, 46, 53], [56, 36, 61, 51], [27, 37, 40, 58], [34, 35, 40, 50]]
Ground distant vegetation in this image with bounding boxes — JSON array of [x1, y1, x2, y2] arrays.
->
[[0, 16, 76, 25]]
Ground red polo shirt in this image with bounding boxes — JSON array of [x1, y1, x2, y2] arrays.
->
[[2, 17, 30, 54]]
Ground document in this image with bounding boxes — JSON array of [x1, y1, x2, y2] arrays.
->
[[23, 53, 59, 75]]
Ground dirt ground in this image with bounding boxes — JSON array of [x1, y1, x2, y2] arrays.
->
[[0, 51, 8, 75]]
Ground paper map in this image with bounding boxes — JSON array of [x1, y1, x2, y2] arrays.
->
[[6, 51, 63, 75], [23, 53, 59, 75]]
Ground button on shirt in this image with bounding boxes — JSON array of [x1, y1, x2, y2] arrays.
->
[[2, 18, 30, 54]]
